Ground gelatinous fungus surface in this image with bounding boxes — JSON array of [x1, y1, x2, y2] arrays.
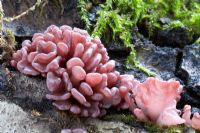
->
[[11, 25, 200, 130], [11, 25, 120, 117]]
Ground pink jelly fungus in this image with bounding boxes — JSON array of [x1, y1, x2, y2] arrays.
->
[[61, 128, 87, 133], [11, 24, 200, 130], [133, 78, 185, 126], [118, 76, 185, 126], [118, 75, 140, 110], [182, 105, 200, 129], [11, 25, 120, 117]]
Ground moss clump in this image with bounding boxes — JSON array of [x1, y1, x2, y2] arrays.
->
[[0, 29, 16, 66], [91, 0, 156, 76], [102, 114, 161, 132], [78, 0, 91, 30], [143, 0, 200, 37], [102, 114, 189, 133], [164, 125, 186, 133], [146, 1, 200, 40], [103, 114, 136, 123], [78, 0, 200, 76], [196, 37, 200, 43], [144, 122, 163, 132], [4, 29, 15, 44], [145, 124, 186, 133]]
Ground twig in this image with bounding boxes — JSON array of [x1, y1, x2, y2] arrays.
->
[[3, 0, 44, 22], [0, 0, 3, 34], [58, 0, 64, 15]]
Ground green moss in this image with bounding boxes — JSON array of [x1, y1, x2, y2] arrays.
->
[[146, 124, 185, 133], [146, 0, 200, 40], [162, 21, 185, 30], [141, 0, 200, 34], [91, 0, 156, 76], [196, 37, 200, 43], [103, 114, 190, 133], [126, 48, 156, 76], [144, 122, 162, 132], [78, 0, 200, 76], [4, 28, 15, 44], [103, 114, 136, 122], [164, 125, 185, 133], [104, 114, 200, 132], [102, 114, 161, 132], [78, 0, 91, 30]]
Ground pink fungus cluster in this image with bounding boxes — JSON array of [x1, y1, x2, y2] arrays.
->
[[117, 75, 139, 111], [11, 25, 120, 117], [182, 105, 200, 129], [118, 76, 185, 126], [11, 25, 200, 130], [133, 78, 184, 126]]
